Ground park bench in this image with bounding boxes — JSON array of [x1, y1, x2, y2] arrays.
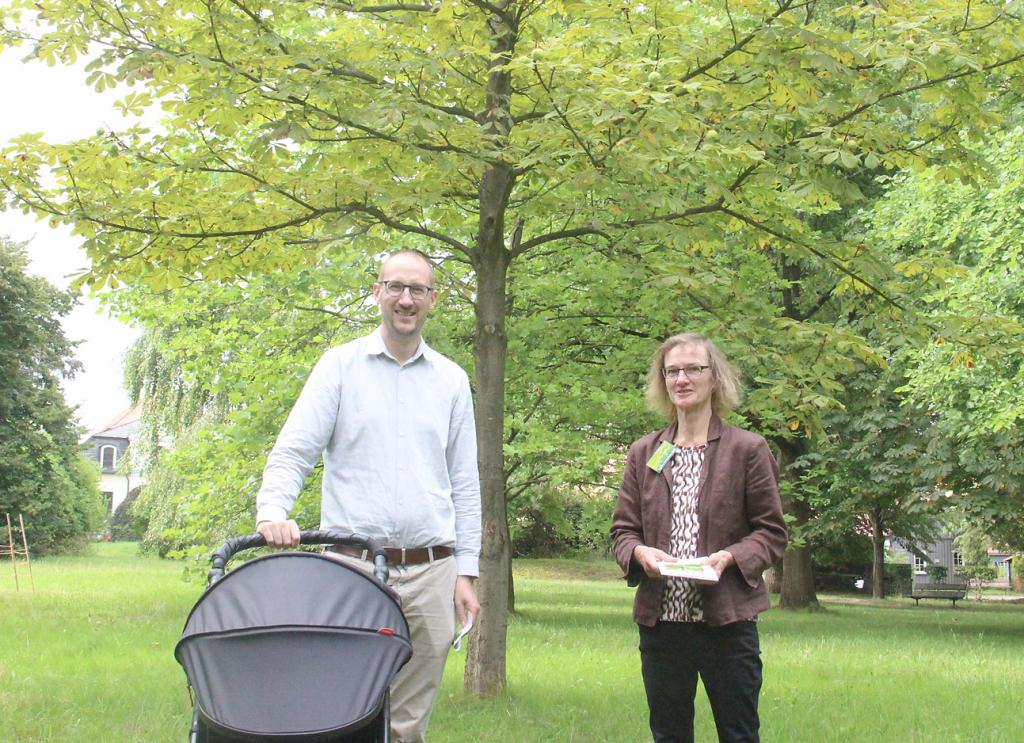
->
[[910, 583, 967, 607]]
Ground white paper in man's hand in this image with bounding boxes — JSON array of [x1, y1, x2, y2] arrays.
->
[[452, 611, 474, 651]]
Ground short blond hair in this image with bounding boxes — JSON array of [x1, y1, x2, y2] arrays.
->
[[378, 249, 436, 285], [645, 333, 742, 420]]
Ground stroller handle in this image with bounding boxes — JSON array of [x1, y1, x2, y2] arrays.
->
[[208, 530, 390, 585]]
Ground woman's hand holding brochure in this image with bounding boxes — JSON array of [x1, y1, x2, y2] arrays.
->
[[656, 558, 720, 583]]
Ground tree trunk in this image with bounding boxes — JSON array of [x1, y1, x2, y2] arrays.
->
[[464, 4, 517, 697], [507, 551, 516, 614], [869, 508, 886, 599], [773, 258, 820, 609], [464, 249, 511, 696], [775, 438, 820, 609], [779, 542, 817, 609]]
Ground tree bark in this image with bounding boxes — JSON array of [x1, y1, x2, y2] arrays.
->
[[507, 551, 516, 614], [870, 508, 886, 599], [465, 243, 512, 696], [464, 2, 517, 698], [776, 438, 820, 609], [779, 540, 817, 609], [773, 256, 821, 610]]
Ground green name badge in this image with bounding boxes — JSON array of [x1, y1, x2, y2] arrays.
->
[[646, 441, 676, 472]]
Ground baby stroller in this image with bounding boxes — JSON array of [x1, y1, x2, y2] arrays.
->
[[175, 531, 412, 742]]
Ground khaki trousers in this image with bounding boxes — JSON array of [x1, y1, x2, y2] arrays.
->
[[328, 552, 457, 743]]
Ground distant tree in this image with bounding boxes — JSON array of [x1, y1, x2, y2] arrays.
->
[[813, 367, 943, 598], [0, 238, 105, 553], [868, 122, 1024, 551], [955, 528, 998, 600]]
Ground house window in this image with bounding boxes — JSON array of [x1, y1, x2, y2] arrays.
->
[[913, 555, 927, 574], [952, 551, 964, 567], [100, 445, 117, 470]]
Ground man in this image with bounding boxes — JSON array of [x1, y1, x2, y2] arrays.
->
[[256, 249, 481, 743]]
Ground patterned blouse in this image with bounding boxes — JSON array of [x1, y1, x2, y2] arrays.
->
[[659, 445, 706, 622]]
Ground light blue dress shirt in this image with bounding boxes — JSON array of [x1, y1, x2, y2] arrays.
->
[[256, 329, 482, 576]]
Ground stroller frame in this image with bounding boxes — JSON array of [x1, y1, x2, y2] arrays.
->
[[177, 531, 411, 743]]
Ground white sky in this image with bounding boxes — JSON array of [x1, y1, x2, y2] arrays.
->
[[0, 45, 140, 433]]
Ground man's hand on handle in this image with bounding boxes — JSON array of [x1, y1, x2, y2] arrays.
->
[[256, 519, 301, 548]]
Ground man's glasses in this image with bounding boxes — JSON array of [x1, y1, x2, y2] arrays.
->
[[379, 280, 434, 300], [662, 365, 711, 381]]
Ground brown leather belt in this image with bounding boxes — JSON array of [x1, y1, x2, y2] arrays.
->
[[327, 544, 454, 566]]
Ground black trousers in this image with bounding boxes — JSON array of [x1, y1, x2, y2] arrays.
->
[[638, 620, 762, 743]]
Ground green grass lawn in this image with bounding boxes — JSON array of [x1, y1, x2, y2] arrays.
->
[[2, 545, 1021, 742]]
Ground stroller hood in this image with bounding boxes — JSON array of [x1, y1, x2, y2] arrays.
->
[[176, 552, 411, 741]]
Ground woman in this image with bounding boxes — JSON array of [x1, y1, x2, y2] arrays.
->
[[611, 333, 787, 743]]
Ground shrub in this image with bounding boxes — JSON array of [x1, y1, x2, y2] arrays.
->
[[511, 499, 612, 558], [109, 487, 145, 541], [885, 563, 913, 596], [956, 563, 998, 600], [814, 571, 867, 594], [809, 530, 872, 575]]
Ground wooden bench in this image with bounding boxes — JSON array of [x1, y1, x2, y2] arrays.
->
[[910, 584, 967, 606]]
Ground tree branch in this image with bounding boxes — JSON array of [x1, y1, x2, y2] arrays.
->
[[673, 0, 806, 92], [316, 1, 437, 11], [531, 63, 603, 170], [514, 226, 611, 256], [824, 52, 1024, 131], [720, 207, 905, 309], [355, 204, 472, 255]]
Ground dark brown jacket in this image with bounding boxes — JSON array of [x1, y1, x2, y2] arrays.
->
[[611, 416, 788, 627]]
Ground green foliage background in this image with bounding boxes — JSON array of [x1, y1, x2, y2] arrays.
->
[[0, 239, 106, 553], [2, 1, 1024, 569]]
